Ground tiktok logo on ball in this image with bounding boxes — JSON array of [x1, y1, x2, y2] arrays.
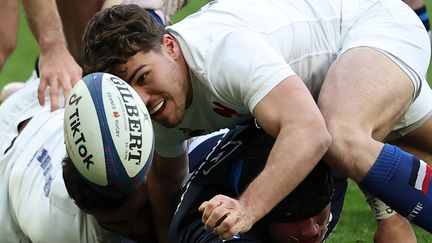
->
[[67, 94, 95, 170]]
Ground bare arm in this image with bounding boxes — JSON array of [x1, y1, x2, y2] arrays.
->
[[0, 0, 19, 72], [22, 0, 82, 111], [147, 152, 188, 243], [199, 76, 332, 239]]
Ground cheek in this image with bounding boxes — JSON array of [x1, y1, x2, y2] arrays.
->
[[268, 223, 299, 243], [316, 205, 331, 225]]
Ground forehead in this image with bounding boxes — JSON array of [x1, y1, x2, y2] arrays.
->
[[115, 50, 162, 80]]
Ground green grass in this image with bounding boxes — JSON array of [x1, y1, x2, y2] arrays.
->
[[327, 180, 432, 243], [1, 1, 432, 242]]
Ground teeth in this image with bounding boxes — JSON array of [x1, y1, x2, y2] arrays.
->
[[149, 101, 164, 115]]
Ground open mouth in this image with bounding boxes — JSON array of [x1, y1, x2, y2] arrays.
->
[[149, 100, 165, 116]]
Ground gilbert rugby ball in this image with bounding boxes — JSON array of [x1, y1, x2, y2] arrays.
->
[[64, 72, 154, 194]]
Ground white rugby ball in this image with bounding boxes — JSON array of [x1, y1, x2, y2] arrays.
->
[[64, 72, 154, 194]]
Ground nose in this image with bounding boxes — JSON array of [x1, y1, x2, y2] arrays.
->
[[295, 218, 320, 239], [136, 91, 151, 105]]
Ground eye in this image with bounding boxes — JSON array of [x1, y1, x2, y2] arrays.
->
[[136, 74, 147, 86]]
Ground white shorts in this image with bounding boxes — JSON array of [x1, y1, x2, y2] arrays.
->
[[338, 0, 432, 139]]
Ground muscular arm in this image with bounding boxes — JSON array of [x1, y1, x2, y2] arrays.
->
[[22, 0, 82, 110], [147, 152, 188, 243], [199, 76, 332, 239], [245, 76, 331, 222]]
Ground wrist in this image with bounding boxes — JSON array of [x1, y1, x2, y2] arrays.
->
[[38, 35, 68, 54]]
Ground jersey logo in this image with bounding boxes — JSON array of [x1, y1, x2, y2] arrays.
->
[[202, 139, 243, 175], [212, 101, 242, 118]]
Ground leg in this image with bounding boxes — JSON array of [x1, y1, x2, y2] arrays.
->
[[365, 119, 432, 243], [318, 47, 432, 232], [390, 116, 432, 165], [373, 214, 415, 243], [319, 47, 413, 180], [0, 0, 19, 72], [56, 0, 104, 65]]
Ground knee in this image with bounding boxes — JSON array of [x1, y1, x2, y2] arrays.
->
[[0, 40, 17, 69], [324, 120, 371, 175]]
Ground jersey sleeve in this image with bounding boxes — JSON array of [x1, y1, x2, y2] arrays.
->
[[207, 31, 296, 113]]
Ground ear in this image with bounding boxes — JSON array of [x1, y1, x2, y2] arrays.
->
[[162, 34, 180, 59]]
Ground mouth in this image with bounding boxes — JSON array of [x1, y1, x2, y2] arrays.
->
[[298, 234, 321, 243], [149, 100, 165, 116]]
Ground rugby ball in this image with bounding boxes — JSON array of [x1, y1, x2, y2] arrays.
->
[[64, 72, 154, 195]]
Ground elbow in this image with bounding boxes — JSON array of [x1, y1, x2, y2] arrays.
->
[[319, 129, 332, 156], [0, 46, 16, 70], [312, 122, 332, 158]]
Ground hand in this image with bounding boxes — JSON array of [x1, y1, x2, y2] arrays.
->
[[120, 0, 163, 9], [198, 194, 254, 240], [38, 45, 82, 111]]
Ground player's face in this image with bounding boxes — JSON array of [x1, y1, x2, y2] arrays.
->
[[92, 182, 154, 242], [268, 204, 331, 243], [118, 35, 192, 128]]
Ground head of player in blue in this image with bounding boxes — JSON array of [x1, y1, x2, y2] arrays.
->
[[62, 156, 156, 242]]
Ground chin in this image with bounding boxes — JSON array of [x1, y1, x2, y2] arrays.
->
[[159, 112, 184, 128]]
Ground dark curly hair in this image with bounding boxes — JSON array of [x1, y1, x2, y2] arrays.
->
[[62, 155, 129, 212], [82, 4, 167, 75]]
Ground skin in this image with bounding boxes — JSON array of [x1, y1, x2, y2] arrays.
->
[[119, 36, 192, 128], [369, 117, 432, 243], [117, 35, 192, 243], [0, 0, 18, 72], [134, 43, 428, 241], [22, 0, 82, 111], [119, 33, 331, 240], [19, 0, 140, 111], [91, 181, 332, 243], [91, 182, 155, 242], [318, 47, 421, 241], [267, 204, 331, 243], [318, 47, 414, 179], [56, 0, 104, 65], [2, 79, 424, 242]]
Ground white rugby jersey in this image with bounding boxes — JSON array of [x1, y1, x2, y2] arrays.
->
[[156, 0, 428, 157], [0, 78, 125, 243]]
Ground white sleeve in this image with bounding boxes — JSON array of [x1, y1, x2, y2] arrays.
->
[[154, 123, 188, 158], [207, 31, 296, 113]]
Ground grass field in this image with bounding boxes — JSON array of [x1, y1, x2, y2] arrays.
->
[[1, 1, 431, 242]]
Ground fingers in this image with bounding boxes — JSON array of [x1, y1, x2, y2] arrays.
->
[[38, 78, 48, 106], [37, 48, 82, 110], [198, 195, 252, 240], [49, 79, 59, 111], [62, 76, 73, 103], [38, 74, 81, 111]]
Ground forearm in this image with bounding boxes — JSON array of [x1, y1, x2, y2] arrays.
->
[[102, 0, 122, 9], [239, 124, 331, 224], [22, 0, 67, 52]]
